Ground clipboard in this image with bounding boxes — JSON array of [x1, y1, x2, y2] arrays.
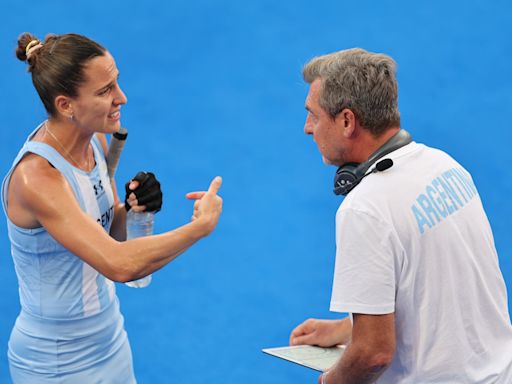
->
[[262, 345, 345, 372]]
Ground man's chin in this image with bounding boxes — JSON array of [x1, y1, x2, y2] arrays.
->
[[322, 156, 336, 166]]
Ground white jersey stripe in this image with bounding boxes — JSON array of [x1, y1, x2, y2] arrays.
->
[[74, 170, 102, 315], [106, 279, 115, 302], [74, 171, 101, 219], [82, 262, 101, 316], [94, 143, 116, 305], [97, 153, 115, 207]]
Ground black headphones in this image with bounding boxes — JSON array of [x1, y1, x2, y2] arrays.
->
[[333, 129, 412, 196]]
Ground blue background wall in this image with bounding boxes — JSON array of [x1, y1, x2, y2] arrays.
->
[[0, 1, 511, 382]]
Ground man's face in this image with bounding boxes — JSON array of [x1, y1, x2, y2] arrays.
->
[[304, 78, 347, 166]]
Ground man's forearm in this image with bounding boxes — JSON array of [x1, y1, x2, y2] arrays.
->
[[337, 317, 353, 345], [322, 344, 389, 384]]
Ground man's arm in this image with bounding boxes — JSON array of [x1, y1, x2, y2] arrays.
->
[[323, 313, 395, 384], [290, 317, 352, 347]]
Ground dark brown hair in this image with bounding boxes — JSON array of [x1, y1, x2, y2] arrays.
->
[[16, 32, 106, 115]]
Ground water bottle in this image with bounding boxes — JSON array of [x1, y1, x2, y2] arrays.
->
[[125, 210, 154, 288]]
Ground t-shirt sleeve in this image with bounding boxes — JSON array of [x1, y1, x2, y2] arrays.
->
[[330, 207, 402, 315]]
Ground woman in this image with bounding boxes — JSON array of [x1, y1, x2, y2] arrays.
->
[[1, 32, 223, 383]]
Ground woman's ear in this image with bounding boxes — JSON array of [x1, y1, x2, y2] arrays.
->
[[54, 95, 74, 120]]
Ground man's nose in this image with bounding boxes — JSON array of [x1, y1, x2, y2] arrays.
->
[[304, 115, 313, 135]]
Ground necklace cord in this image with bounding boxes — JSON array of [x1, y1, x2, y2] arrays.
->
[[44, 122, 92, 171]]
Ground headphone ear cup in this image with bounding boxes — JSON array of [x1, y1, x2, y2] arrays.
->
[[334, 163, 360, 196], [332, 130, 412, 196]]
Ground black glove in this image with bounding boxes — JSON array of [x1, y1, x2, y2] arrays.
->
[[124, 171, 163, 212]]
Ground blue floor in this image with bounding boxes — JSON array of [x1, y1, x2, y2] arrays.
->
[[0, 1, 511, 383]]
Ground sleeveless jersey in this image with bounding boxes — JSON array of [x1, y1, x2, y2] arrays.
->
[[2, 123, 116, 319], [1, 122, 136, 383]]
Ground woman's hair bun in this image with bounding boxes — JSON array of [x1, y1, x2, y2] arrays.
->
[[16, 32, 39, 62]]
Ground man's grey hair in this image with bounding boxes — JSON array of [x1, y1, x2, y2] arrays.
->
[[303, 48, 400, 136]]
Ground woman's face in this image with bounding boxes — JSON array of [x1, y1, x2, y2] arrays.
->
[[71, 51, 127, 134]]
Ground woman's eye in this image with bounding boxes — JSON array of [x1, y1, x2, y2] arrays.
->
[[99, 86, 112, 96]]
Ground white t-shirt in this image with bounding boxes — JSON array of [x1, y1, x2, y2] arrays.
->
[[330, 142, 512, 383]]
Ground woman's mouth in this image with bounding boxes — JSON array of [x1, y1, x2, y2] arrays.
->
[[108, 110, 121, 120]]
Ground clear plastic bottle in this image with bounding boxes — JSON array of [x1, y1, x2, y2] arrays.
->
[[125, 210, 154, 288]]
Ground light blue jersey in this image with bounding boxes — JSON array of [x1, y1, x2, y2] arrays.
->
[[1, 123, 136, 383]]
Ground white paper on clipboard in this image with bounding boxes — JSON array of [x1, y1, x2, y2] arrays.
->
[[262, 345, 346, 372]]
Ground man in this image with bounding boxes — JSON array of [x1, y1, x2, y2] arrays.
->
[[290, 48, 512, 383]]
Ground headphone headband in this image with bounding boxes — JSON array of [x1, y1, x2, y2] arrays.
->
[[333, 129, 412, 196]]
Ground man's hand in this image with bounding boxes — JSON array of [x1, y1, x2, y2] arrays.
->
[[318, 372, 329, 384], [290, 318, 351, 347], [186, 176, 223, 236]]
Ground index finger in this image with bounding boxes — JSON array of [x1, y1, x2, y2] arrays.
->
[[128, 180, 140, 191], [186, 191, 207, 200], [290, 323, 307, 339], [290, 319, 315, 339], [207, 176, 222, 194]]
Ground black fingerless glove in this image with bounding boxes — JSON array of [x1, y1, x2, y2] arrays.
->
[[124, 171, 163, 212]]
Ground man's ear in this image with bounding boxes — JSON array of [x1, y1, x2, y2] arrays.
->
[[336, 108, 357, 138], [54, 95, 74, 119]]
